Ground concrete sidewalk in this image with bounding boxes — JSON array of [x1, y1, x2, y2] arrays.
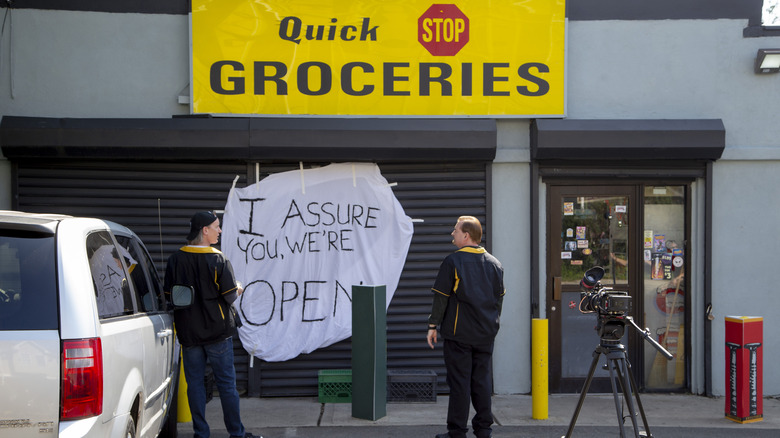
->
[[176, 393, 780, 436]]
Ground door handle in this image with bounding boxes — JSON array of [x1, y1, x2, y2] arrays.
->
[[553, 276, 561, 301], [157, 329, 173, 339]]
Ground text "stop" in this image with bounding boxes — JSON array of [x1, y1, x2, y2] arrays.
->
[[421, 17, 466, 43], [418, 4, 470, 56]]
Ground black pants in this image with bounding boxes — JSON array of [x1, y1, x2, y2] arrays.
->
[[443, 339, 495, 438]]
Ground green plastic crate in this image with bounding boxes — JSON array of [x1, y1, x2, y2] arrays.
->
[[318, 369, 352, 403]]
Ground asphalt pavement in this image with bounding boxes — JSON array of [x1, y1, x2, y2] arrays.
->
[[176, 393, 780, 437]]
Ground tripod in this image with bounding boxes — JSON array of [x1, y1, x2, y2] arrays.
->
[[563, 316, 673, 438]]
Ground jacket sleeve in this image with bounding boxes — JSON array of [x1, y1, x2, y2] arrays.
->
[[217, 256, 240, 305], [428, 293, 449, 326], [428, 258, 454, 326]]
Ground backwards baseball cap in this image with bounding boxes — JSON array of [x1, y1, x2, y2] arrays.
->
[[187, 211, 219, 241]]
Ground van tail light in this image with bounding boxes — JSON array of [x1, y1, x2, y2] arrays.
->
[[61, 338, 103, 420]]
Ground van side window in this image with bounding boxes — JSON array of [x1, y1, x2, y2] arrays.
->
[[116, 235, 163, 312], [87, 232, 134, 318], [765, 0, 779, 27], [136, 237, 167, 311]]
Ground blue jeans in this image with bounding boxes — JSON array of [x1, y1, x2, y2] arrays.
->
[[182, 337, 245, 438]]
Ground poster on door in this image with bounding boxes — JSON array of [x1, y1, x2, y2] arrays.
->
[[221, 163, 414, 361]]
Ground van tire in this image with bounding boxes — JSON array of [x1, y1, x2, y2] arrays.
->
[[125, 416, 136, 438]]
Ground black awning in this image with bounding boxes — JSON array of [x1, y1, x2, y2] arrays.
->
[[531, 119, 725, 161], [0, 116, 496, 162]]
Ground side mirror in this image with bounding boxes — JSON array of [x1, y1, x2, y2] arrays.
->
[[171, 285, 194, 308]]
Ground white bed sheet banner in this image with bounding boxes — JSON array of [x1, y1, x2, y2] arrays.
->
[[222, 163, 413, 362]]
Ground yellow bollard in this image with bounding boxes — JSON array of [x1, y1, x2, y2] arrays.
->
[[531, 318, 549, 419], [177, 351, 192, 423]]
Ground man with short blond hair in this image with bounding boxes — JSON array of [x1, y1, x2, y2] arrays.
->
[[427, 216, 505, 438]]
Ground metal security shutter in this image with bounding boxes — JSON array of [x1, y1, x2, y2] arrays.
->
[[250, 162, 488, 396], [14, 160, 248, 266], [14, 160, 488, 397]]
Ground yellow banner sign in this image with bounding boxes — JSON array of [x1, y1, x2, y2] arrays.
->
[[191, 0, 566, 116]]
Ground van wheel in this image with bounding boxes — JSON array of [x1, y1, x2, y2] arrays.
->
[[125, 416, 136, 438]]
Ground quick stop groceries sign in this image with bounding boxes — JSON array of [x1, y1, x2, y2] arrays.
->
[[221, 163, 413, 361], [191, 0, 566, 117]]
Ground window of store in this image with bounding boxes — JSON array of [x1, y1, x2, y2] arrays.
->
[[642, 185, 687, 391]]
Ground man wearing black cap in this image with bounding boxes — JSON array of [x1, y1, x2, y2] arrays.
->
[[164, 211, 258, 438]]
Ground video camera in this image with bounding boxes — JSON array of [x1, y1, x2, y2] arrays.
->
[[578, 266, 633, 342], [578, 266, 632, 316]]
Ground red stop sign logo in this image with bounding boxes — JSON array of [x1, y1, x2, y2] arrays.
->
[[418, 4, 469, 56]]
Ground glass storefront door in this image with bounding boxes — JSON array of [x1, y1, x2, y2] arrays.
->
[[547, 183, 689, 393], [547, 185, 639, 392]]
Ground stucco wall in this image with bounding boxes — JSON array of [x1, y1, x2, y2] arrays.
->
[[0, 10, 189, 118], [567, 19, 780, 147], [710, 160, 780, 396], [491, 120, 532, 394]]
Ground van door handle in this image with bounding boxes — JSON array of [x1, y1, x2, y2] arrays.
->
[[157, 329, 173, 339]]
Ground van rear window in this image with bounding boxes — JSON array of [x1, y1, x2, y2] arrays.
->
[[0, 233, 58, 330]]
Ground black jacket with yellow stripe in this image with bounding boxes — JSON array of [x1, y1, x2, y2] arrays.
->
[[164, 245, 240, 347], [429, 246, 505, 345]]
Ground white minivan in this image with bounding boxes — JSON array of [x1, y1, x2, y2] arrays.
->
[[0, 211, 179, 437]]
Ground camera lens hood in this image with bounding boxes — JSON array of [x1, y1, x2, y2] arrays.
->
[[580, 266, 605, 290]]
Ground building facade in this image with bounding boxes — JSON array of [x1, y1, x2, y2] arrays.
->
[[1, 1, 779, 398]]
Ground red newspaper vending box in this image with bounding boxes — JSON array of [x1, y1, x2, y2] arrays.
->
[[724, 316, 763, 423]]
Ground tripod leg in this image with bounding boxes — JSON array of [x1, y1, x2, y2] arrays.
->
[[612, 355, 642, 438], [606, 356, 629, 438], [564, 348, 603, 438], [625, 359, 653, 437]]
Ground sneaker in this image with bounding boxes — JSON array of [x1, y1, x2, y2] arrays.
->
[[435, 434, 451, 438]]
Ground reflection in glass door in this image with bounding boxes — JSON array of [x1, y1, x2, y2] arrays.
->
[[559, 195, 629, 286]]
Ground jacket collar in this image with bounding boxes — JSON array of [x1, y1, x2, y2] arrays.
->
[[457, 246, 486, 254], [180, 245, 222, 254]]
